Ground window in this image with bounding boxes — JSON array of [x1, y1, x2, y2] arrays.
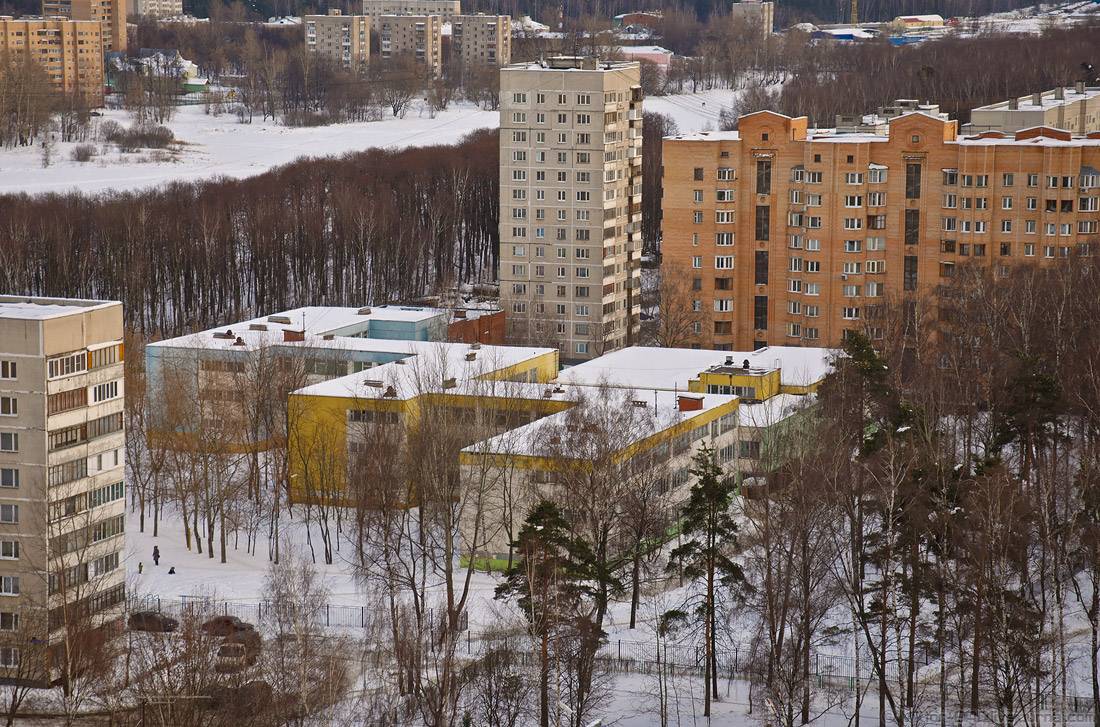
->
[[717, 167, 735, 181], [715, 256, 734, 270], [844, 239, 862, 253], [716, 232, 734, 246], [693, 167, 704, 181], [788, 279, 802, 293], [739, 440, 761, 459], [714, 299, 732, 312], [844, 195, 863, 207], [48, 459, 87, 487], [943, 170, 958, 185], [867, 237, 885, 251], [0, 542, 16, 560], [0, 506, 17, 524], [866, 260, 885, 273], [806, 239, 820, 251], [904, 255, 918, 291], [754, 251, 769, 285], [693, 212, 703, 224], [842, 307, 860, 320], [0, 613, 17, 631], [717, 189, 735, 202], [868, 191, 886, 206], [843, 218, 862, 230], [0, 470, 15, 489], [574, 343, 589, 355], [943, 194, 958, 209], [806, 260, 821, 272], [753, 296, 768, 330], [842, 285, 860, 297], [904, 209, 920, 245], [0, 363, 13, 380], [905, 164, 921, 199], [0, 578, 18, 596], [843, 262, 862, 274], [1001, 220, 1012, 233], [869, 168, 887, 184], [755, 206, 770, 241], [1002, 173, 1014, 187], [92, 384, 119, 405], [845, 172, 863, 185], [805, 283, 820, 296], [1002, 196, 1013, 210], [0, 434, 16, 453], [756, 160, 772, 194], [715, 211, 735, 224], [48, 352, 86, 379], [0, 398, 14, 417], [691, 256, 702, 268]]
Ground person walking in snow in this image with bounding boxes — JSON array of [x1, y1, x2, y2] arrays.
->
[[152, 546, 160, 566]]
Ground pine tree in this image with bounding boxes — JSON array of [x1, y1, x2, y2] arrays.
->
[[665, 444, 746, 717], [495, 500, 597, 727]]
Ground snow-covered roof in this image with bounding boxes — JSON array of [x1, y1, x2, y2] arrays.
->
[[666, 130, 741, 141], [618, 45, 673, 55], [556, 345, 835, 391], [0, 296, 118, 320], [738, 393, 815, 428]]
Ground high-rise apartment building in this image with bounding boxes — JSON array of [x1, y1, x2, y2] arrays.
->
[[0, 17, 104, 105], [451, 14, 510, 67], [0, 297, 126, 684], [130, 0, 182, 18], [965, 82, 1100, 135], [378, 14, 442, 74], [42, 0, 126, 53], [499, 57, 644, 361], [661, 110, 1100, 350], [729, 0, 774, 34], [304, 9, 370, 73], [363, 0, 458, 21]]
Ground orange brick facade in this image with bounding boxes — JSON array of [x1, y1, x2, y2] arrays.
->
[[661, 111, 1100, 350]]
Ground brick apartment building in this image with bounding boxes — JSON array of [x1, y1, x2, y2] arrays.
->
[[0, 16, 104, 105], [304, 9, 370, 73], [661, 106, 1100, 350], [42, 0, 125, 53]]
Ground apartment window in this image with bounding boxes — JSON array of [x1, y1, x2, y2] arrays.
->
[[842, 307, 860, 320], [0, 398, 14, 418], [844, 195, 863, 207], [754, 251, 769, 285], [0, 470, 15, 489], [717, 167, 735, 181], [716, 232, 734, 246], [691, 256, 702, 269], [0, 434, 16, 453], [1002, 196, 1013, 210], [0, 577, 18, 596], [789, 257, 803, 272], [714, 299, 732, 312], [866, 260, 885, 273], [943, 170, 958, 186], [755, 160, 772, 194], [903, 255, 918, 291], [0, 542, 15, 561], [48, 352, 86, 379], [755, 206, 770, 241], [92, 381, 119, 404], [867, 237, 885, 251], [869, 168, 887, 184], [868, 191, 886, 206], [575, 305, 589, 317], [806, 260, 821, 272], [845, 172, 863, 185], [843, 218, 862, 230], [843, 262, 862, 274], [574, 343, 589, 355], [0, 613, 17, 631], [943, 194, 957, 209], [1002, 173, 1014, 187], [716, 211, 735, 224], [905, 164, 921, 199], [0, 363, 14, 380], [715, 256, 735, 270], [805, 283, 820, 296], [693, 211, 704, 224], [574, 287, 590, 298], [806, 172, 822, 184], [787, 279, 802, 293], [842, 285, 860, 297], [844, 239, 862, 253], [717, 189, 736, 202], [806, 239, 820, 251], [1025, 220, 1037, 234], [904, 209, 920, 245], [693, 167, 704, 181], [753, 296, 768, 330], [0, 506, 17, 524]]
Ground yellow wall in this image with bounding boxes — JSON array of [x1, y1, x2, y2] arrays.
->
[[690, 369, 781, 400]]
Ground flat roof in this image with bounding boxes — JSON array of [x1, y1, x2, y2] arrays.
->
[[465, 387, 740, 458], [973, 86, 1100, 112], [0, 296, 118, 320], [149, 305, 445, 350], [556, 345, 835, 391]]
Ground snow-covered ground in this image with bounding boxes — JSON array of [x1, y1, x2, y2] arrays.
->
[[0, 100, 497, 197], [958, 0, 1100, 33], [0, 90, 751, 197]]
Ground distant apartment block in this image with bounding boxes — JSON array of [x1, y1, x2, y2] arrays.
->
[[363, 0, 458, 21], [661, 109, 1100, 350], [378, 14, 442, 74], [0, 297, 126, 684], [729, 0, 774, 34], [42, 0, 125, 52], [0, 16, 104, 105], [130, 0, 181, 18], [451, 14, 510, 67], [499, 57, 644, 361], [304, 9, 370, 73], [965, 82, 1100, 134]]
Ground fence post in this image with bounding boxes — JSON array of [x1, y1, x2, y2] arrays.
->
[[326, 604, 330, 627], [618, 640, 621, 660], [361, 605, 365, 628]]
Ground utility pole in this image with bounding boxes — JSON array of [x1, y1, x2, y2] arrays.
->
[[850, 0, 858, 26]]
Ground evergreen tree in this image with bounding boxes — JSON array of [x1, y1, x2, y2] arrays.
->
[[665, 445, 746, 717], [495, 500, 598, 727]]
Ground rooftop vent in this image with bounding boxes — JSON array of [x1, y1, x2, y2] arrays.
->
[[357, 307, 372, 316], [677, 394, 704, 412], [471, 342, 482, 350], [543, 388, 554, 399], [248, 323, 268, 331], [212, 331, 233, 340], [465, 352, 477, 361], [632, 400, 648, 408], [442, 377, 457, 389], [743, 359, 751, 370], [232, 337, 246, 346], [724, 356, 734, 366], [363, 379, 384, 388], [268, 315, 293, 325], [383, 386, 397, 398], [323, 334, 335, 341]]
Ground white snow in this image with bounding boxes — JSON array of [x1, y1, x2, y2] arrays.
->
[[0, 100, 498, 197]]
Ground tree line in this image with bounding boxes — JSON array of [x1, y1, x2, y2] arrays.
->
[[0, 129, 500, 337]]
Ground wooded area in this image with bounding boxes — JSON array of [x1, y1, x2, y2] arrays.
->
[[0, 130, 500, 337]]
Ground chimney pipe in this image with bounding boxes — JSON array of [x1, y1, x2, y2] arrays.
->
[[1032, 92, 1042, 106], [1076, 80, 1086, 94]]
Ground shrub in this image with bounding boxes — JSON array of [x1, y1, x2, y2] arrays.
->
[[70, 144, 97, 162], [99, 120, 124, 143]]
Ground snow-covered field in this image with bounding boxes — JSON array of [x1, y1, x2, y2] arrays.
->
[[959, 0, 1100, 33], [0, 90, 745, 197], [0, 101, 497, 197]]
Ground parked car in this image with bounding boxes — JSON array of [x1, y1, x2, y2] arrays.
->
[[201, 615, 254, 637], [128, 611, 179, 633], [214, 641, 258, 673]]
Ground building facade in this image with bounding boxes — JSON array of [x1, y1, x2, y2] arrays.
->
[[363, 0, 458, 21], [966, 83, 1100, 135], [0, 16, 104, 104], [378, 14, 442, 74], [450, 14, 510, 67], [499, 57, 644, 362], [729, 0, 774, 34], [304, 9, 370, 73], [0, 297, 126, 684], [42, 0, 125, 53], [661, 111, 1100, 350], [130, 0, 181, 18]]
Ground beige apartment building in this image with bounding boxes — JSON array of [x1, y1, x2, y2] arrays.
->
[[451, 14, 510, 67], [130, 0, 181, 18], [661, 110, 1100, 350], [0, 17, 104, 105], [966, 82, 1100, 135], [378, 14, 442, 74], [304, 9, 369, 73], [729, 0, 774, 34], [499, 57, 644, 362], [0, 297, 125, 685], [363, 0, 458, 21], [42, 0, 125, 53]]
